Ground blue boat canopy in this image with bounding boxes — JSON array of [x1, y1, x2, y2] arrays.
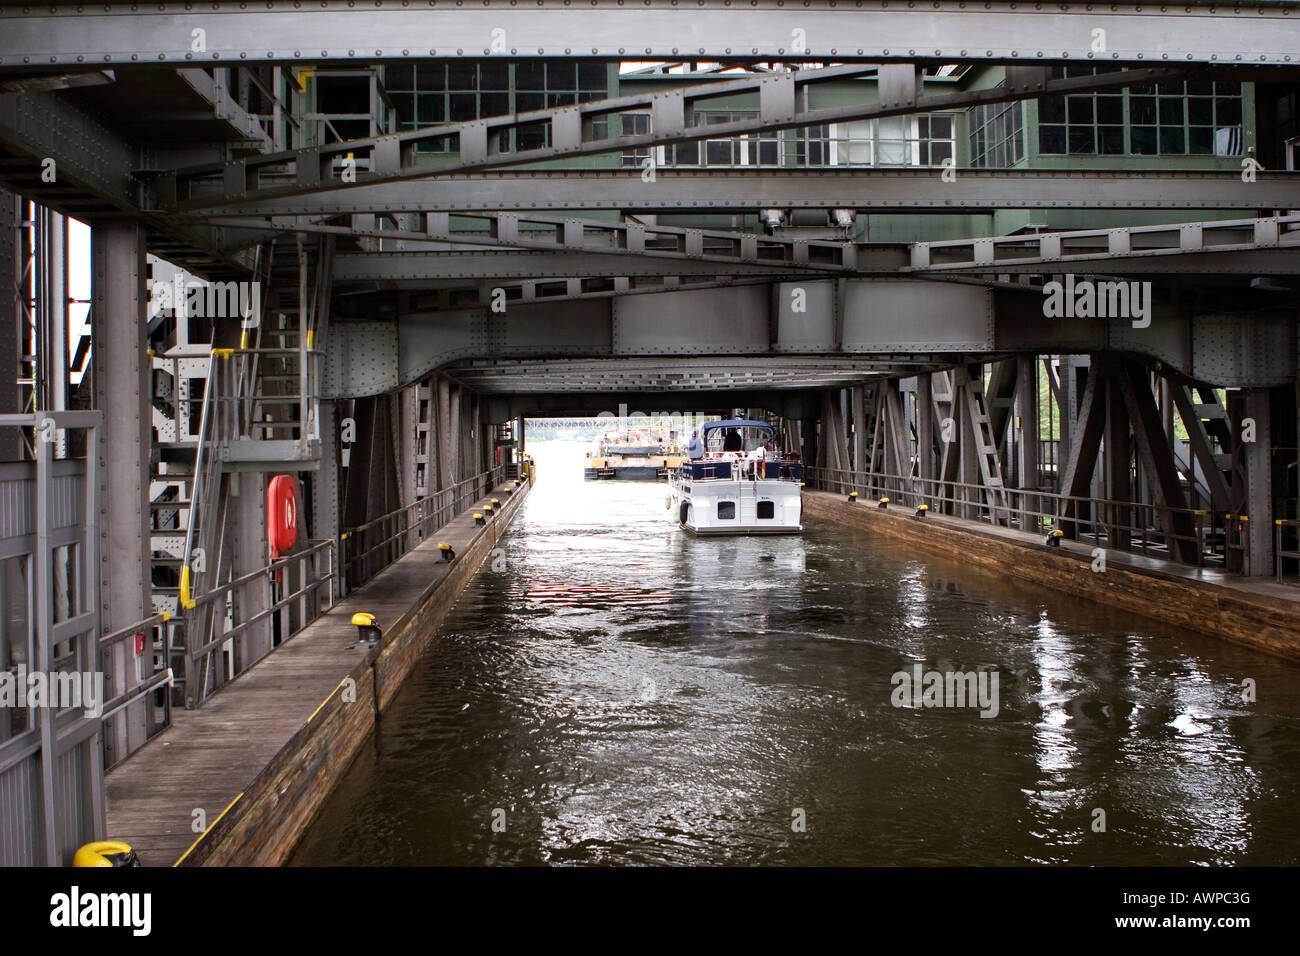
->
[[701, 419, 773, 432]]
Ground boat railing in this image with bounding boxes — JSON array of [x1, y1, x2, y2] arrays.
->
[[679, 458, 803, 482]]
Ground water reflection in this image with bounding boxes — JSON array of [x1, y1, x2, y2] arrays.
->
[[290, 441, 1300, 866]]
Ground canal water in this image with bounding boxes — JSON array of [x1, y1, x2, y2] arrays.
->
[[290, 441, 1300, 866]]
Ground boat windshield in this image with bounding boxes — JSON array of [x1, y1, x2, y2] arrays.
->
[[704, 425, 776, 454]]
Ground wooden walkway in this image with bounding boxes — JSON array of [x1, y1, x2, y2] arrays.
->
[[105, 489, 525, 866]]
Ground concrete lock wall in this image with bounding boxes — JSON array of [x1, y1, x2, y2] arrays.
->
[[804, 493, 1300, 663], [177, 479, 531, 866]]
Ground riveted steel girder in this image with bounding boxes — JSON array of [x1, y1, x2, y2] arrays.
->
[[184, 168, 1300, 216], [909, 215, 1300, 275], [2, 3, 1298, 67]]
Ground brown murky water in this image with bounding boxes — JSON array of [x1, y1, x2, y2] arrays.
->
[[290, 442, 1300, 866]]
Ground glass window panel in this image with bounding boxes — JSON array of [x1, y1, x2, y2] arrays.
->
[[1157, 81, 1185, 95], [1130, 96, 1156, 125], [917, 117, 930, 137], [930, 115, 952, 138], [1039, 125, 1067, 153], [1188, 97, 1214, 126], [1039, 95, 1066, 123], [674, 141, 699, 165], [449, 93, 477, 121], [1216, 98, 1242, 125], [416, 94, 444, 124], [930, 140, 953, 165], [1067, 96, 1094, 123], [546, 61, 577, 89], [1189, 126, 1214, 154], [758, 140, 780, 165], [1215, 80, 1241, 95], [706, 140, 732, 165], [1099, 126, 1125, 154], [1159, 126, 1186, 153], [384, 65, 414, 91], [547, 93, 575, 107], [1159, 98, 1184, 125], [1097, 95, 1123, 125], [1187, 80, 1213, 96], [515, 61, 545, 89], [516, 92, 544, 113], [479, 62, 508, 90], [1214, 126, 1242, 155], [516, 121, 547, 150], [1068, 126, 1096, 154], [447, 63, 476, 89], [1130, 83, 1156, 96], [845, 140, 872, 165], [480, 92, 509, 117], [415, 63, 444, 90], [578, 62, 606, 90], [1130, 126, 1157, 154]]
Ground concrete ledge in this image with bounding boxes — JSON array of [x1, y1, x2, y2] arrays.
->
[[105, 475, 531, 867], [804, 491, 1300, 662]]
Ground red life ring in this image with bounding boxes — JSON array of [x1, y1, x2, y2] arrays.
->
[[267, 475, 299, 556]]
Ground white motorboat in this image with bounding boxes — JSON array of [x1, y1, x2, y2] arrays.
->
[[667, 420, 803, 535]]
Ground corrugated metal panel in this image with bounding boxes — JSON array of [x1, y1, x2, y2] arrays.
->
[[0, 755, 39, 867], [57, 741, 88, 865], [51, 471, 83, 532], [0, 465, 34, 542]]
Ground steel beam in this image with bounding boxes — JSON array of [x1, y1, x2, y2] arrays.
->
[[187, 169, 1300, 216], [332, 250, 837, 281], [205, 212, 869, 273], [3, 3, 1299, 67], [909, 215, 1300, 275]]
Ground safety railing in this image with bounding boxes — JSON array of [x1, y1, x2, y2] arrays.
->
[[340, 464, 510, 594], [1275, 519, 1300, 585], [98, 612, 181, 769], [210, 346, 322, 444], [805, 466, 1227, 569], [183, 539, 336, 707]]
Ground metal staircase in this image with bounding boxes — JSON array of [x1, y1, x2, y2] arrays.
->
[[146, 237, 332, 705]]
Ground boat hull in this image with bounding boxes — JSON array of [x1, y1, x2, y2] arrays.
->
[[668, 473, 802, 535]]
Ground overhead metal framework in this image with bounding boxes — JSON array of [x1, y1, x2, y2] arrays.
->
[[160, 63, 1223, 208], [2, 2, 1298, 67]]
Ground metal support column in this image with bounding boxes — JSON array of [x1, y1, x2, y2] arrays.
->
[[1243, 388, 1274, 576], [91, 221, 150, 764]]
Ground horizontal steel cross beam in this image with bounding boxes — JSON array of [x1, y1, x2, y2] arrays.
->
[[909, 216, 1300, 274], [183, 169, 1300, 216], [202, 211, 876, 273], [3, 3, 1299, 67]]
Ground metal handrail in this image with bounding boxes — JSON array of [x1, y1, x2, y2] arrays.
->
[[179, 350, 224, 610], [1275, 519, 1300, 585], [186, 538, 336, 705], [98, 611, 180, 768], [805, 465, 1220, 568], [340, 464, 510, 593]]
